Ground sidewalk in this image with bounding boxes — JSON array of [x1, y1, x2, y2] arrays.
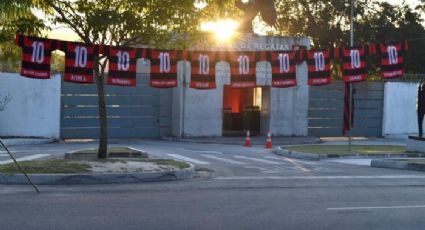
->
[[0, 138, 54, 146]]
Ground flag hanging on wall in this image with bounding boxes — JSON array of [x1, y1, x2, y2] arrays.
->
[[15, 35, 57, 79], [342, 83, 356, 135], [59, 41, 95, 84], [228, 51, 261, 88], [268, 50, 297, 87], [107, 46, 141, 86], [307, 49, 332, 86], [148, 49, 184, 88], [187, 51, 222, 89], [378, 41, 408, 80], [340, 46, 368, 83]]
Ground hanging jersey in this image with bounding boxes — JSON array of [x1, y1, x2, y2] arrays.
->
[[59, 41, 95, 84], [228, 51, 259, 88], [107, 46, 141, 86], [15, 34, 56, 79], [340, 46, 367, 83], [293, 45, 307, 64], [307, 49, 332, 86], [268, 50, 297, 87], [148, 49, 184, 88], [379, 41, 407, 79], [188, 51, 222, 89]]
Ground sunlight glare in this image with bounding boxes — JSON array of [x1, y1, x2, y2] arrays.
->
[[201, 19, 239, 41]]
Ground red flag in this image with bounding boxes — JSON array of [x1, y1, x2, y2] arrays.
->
[[343, 83, 356, 135]]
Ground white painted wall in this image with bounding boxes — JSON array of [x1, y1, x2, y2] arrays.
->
[[266, 37, 310, 136], [0, 72, 61, 138], [173, 61, 226, 137], [382, 82, 419, 138]]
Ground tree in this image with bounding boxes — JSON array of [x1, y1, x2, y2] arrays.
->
[[272, 0, 425, 74], [0, 0, 46, 72], [40, 0, 204, 158]]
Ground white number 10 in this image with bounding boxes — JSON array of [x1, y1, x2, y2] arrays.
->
[[31, 41, 44, 64]]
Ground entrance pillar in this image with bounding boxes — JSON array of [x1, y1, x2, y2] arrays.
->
[[172, 61, 224, 137]]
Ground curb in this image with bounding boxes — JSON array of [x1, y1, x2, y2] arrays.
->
[[1, 138, 55, 146], [161, 136, 319, 146], [273, 147, 323, 161], [371, 159, 425, 172], [273, 146, 425, 161], [0, 164, 195, 185]]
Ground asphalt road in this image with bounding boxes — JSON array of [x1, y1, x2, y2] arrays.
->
[[1, 139, 425, 230]]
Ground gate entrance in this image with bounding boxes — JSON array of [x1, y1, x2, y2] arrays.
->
[[222, 86, 262, 136], [60, 73, 172, 139]]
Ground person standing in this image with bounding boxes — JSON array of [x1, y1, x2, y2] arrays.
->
[[418, 80, 425, 137]]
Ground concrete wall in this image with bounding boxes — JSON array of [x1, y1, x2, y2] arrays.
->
[[172, 35, 310, 137], [246, 36, 310, 136], [382, 82, 419, 138], [172, 61, 227, 137], [0, 72, 61, 138]]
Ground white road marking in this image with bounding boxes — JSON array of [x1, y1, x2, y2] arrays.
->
[[214, 175, 425, 180], [0, 154, 8, 157], [0, 154, 51, 165], [327, 205, 425, 211], [280, 157, 312, 172], [179, 148, 223, 154], [167, 154, 210, 165], [327, 158, 372, 166], [234, 155, 281, 165], [201, 154, 245, 165], [264, 156, 283, 160], [242, 166, 277, 173]]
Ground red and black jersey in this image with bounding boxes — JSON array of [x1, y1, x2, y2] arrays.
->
[[107, 46, 142, 86], [188, 51, 223, 89], [58, 41, 95, 84], [378, 41, 408, 79], [340, 46, 368, 83], [268, 50, 297, 87], [306, 49, 332, 86], [15, 34, 57, 79], [228, 51, 261, 88], [148, 49, 185, 88]]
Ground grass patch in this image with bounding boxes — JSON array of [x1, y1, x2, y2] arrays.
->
[[406, 159, 425, 165], [66, 146, 148, 159], [0, 159, 90, 174], [285, 145, 406, 155], [73, 147, 139, 154]]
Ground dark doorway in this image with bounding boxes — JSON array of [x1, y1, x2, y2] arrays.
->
[[222, 86, 261, 136]]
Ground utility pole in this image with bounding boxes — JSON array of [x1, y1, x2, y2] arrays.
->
[[349, 0, 354, 151]]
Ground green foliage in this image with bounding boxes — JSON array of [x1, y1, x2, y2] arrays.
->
[[285, 145, 406, 155], [0, 159, 91, 174], [0, 0, 47, 72], [43, 0, 203, 48], [273, 0, 425, 74]]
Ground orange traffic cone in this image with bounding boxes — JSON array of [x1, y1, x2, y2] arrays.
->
[[244, 130, 252, 147], [265, 131, 272, 149]]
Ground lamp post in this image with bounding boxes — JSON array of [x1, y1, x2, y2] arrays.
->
[[348, 0, 354, 151]]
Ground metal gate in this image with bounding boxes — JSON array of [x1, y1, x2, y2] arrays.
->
[[60, 74, 172, 139], [308, 81, 384, 137]]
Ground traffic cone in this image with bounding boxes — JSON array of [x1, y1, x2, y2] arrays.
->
[[244, 130, 252, 147], [265, 131, 273, 149]]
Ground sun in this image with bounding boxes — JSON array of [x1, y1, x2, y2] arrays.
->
[[200, 19, 239, 42]]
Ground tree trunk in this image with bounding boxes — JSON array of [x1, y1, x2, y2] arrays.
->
[[94, 56, 108, 159]]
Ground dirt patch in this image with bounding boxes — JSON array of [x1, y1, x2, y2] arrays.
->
[[86, 161, 176, 173]]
